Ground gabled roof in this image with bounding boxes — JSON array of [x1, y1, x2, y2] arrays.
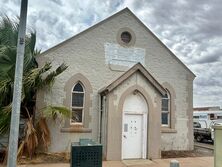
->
[[40, 8, 131, 56], [99, 63, 167, 96], [40, 7, 195, 77]]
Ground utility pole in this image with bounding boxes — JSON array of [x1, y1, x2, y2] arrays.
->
[[7, 0, 28, 166]]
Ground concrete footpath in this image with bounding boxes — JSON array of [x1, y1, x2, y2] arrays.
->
[[15, 156, 213, 167]]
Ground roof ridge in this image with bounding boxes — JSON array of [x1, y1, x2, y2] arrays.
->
[[39, 7, 195, 77], [39, 7, 131, 56]]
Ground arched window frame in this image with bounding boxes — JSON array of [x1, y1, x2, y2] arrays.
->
[[71, 82, 85, 125], [161, 90, 171, 127]]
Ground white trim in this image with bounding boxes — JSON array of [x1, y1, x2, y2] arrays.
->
[[142, 113, 147, 159], [70, 82, 85, 125]]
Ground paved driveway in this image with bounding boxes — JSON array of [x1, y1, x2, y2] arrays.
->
[[148, 157, 213, 167], [0, 156, 214, 167], [103, 157, 213, 167]]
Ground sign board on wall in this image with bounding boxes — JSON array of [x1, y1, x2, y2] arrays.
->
[[105, 43, 145, 68]]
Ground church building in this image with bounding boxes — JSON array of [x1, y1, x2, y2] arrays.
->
[[36, 8, 195, 160]]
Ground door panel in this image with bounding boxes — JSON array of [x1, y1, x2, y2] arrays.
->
[[122, 114, 143, 159]]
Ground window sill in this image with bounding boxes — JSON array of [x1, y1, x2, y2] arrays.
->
[[161, 128, 177, 133], [60, 126, 92, 133]]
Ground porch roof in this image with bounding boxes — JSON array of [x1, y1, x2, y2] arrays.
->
[[99, 63, 167, 96]]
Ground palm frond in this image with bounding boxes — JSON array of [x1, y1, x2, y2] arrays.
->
[[33, 49, 41, 56], [41, 106, 71, 120], [0, 105, 12, 135], [26, 32, 36, 55], [23, 62, 52, 90], [17, 140, 25, 158], [0, 116, 10, 135], [0, 45, 17, 78], [0, 77, 12, 102], [41, 63, 68, 88], [24, 118, 38, 159], [0, 15, 68, 159], [0, 15, 38, 78], [1, 104, 12, 113], [0, 16, 18, 46], [37, 117, 50, 150], [38, 62, 52, 74]]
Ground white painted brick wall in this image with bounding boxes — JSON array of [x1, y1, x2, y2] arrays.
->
[[37, 10, 194, 152]]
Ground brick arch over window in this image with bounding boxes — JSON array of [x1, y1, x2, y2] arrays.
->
[[63, 73, 93, 129], [161, 82, 177, 132]]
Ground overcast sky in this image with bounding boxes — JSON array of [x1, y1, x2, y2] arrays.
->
[[1, 0, 222, 108]]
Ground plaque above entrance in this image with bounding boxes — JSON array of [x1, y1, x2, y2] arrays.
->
[[105, 43, 145, 71]]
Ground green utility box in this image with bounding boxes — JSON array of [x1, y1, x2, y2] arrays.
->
[[71, 139, 102, 167]]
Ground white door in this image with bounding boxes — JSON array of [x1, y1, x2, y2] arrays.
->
[[122, 114, 143, 159]]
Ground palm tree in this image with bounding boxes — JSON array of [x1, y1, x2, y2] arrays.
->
[[0, 16, 69, 159]]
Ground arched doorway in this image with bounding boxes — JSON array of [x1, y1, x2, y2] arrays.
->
[[122, 91, 148, 159]]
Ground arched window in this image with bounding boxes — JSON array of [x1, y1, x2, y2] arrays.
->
[[161, 91, 170, 127], [71, 82, 85, 124]]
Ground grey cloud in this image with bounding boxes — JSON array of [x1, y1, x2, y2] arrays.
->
[[38, 11, 59, 25], [195, 76, 222, 87], [9, 0, 20, 5], [193, 54, 221, 64], [188, 49, 222, 65], [126, 0, 222, 107], [2, 0, 9, 3], [49, 0, 63, 6], [0, 0, 221, 108]]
